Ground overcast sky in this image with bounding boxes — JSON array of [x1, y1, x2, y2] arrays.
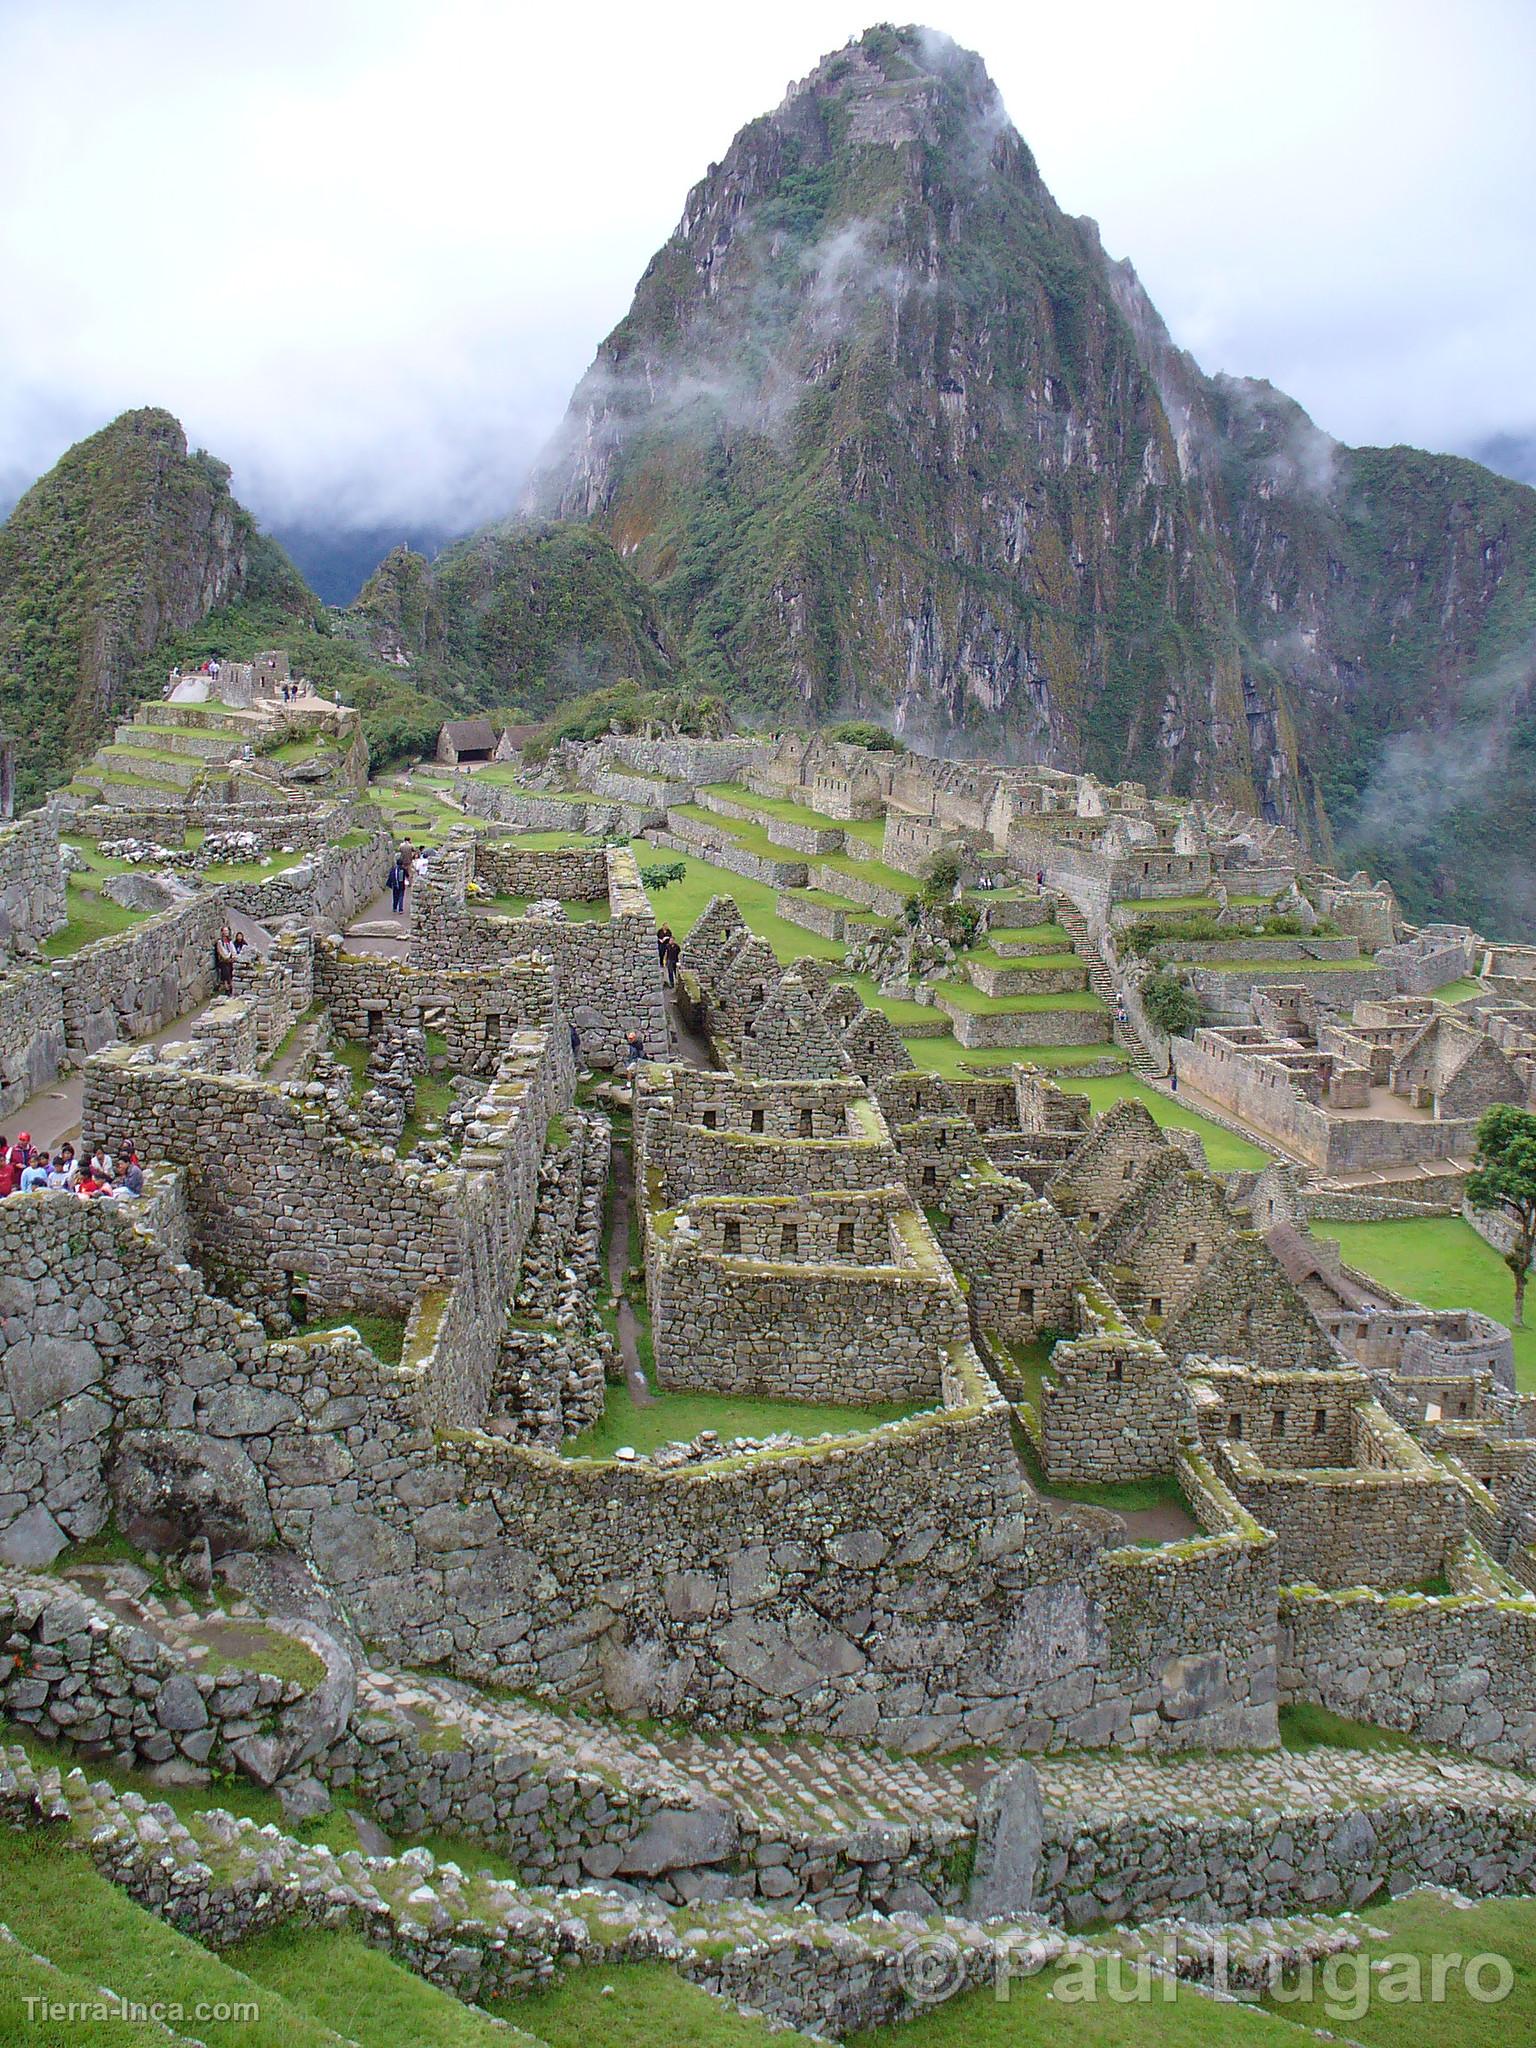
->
[[2, 0, 1533, 536]]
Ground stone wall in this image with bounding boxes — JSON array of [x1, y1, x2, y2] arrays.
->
[[410, 839, 664, 1066], [647, 1194, 968, 1404], [1278, 1577, 1536, 1771], [0, 968, 65, 1119], [81, 1047, 463, 1313], [472, 841, 610, 901], [939, 997, 1110, 1049], [317, 944, 557, 1074], [0, 810, 65, 954], [1217, 1403, 1466, 1589]]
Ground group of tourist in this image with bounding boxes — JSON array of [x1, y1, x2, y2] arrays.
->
[[656, 924, 682, 987], [384, 840, 431, 916], [0, 1133, 145, 1201], [213, 922, 250, 993]]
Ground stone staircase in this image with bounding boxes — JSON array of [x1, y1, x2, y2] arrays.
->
[[1057, 903, 1160, 1072]]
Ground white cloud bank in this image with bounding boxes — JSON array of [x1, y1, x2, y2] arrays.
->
[[1, 0, 1532, 531]]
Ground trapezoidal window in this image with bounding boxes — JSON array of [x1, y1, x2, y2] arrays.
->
[[1313, 1408, 1328, 1435], [722, 1219, 742, 1254], [780, 1222, 798, 1258], [1273, 1409, 1287, 1436], [750, 1108, 765, 1133], [800, 1108, 814, 1137], [1229, 1412, 1243, 1439], [837, 1220, 855, 1256], [1183, 1242, 1199, 1264], [701, 1109, 717, 1129]]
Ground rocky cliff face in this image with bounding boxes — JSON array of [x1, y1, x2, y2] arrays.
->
[[528, 25, 1536, 928], [0, 408, 271, 801]]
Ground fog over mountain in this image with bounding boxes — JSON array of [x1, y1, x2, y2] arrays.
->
[[1, 0, 1532, 544]]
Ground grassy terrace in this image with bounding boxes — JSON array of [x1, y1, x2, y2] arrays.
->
[[1113, 893, 1268, 913], [1327, 1216, 1536, 1393], [1071, 1075, 1271, 1170], [902, 1038, 1128, 1078], [700, 780, 888, 849], [1166, 955, 1373, 973], [560, 1379, 930, 1460], [961, 947, 1082, 973], [837, 974, 950, 1031], [673, 803, 916, 896], [1432, 976, 1485, 1004], [933, 979, 1106, 1013], [978, 922, 1074, 948]]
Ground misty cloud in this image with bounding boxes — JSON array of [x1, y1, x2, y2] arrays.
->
[[0, 0, 1533, 540]]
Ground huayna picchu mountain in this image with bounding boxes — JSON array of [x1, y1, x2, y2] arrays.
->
[[526, 23, 1536, 933]]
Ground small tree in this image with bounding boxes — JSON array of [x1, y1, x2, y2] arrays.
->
[[1140, 971, 1201, 1039], [1465, 1103, 1536, 1327]]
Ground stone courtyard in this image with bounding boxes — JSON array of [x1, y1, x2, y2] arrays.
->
[[2, 686, 1536, 2036]]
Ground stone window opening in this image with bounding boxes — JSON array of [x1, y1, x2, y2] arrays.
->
[[1230, 1412, 1243, 1439], [800, 1108, 814, 1136], [723, 1218, 742, 1254], [484, 1014, 501, 1044], [284, 1272, 308, 1323], [1088, 1210, 1100, 1225], [751, 1108, 765, 1133], [1183, 1242, 1198, 1264], [701, 1108, 718, 1129], [365, 1008, 383, 1038], [780, 1222, 798, 1257], [994, 1203, 1007, 1223], [1109, 1359, 1123, 1382], [1313, 1407, 1328, 1434], [922, 1164, 937, 1187], [1033, 1248, 1045, 1264], [1123, 1159, 1136, 1178], [1149, 1296, 1163, 1317], [1273, 1408, 1287, 1436], [837, 1220, 855, 1256], [1020, 1285, 1035, 1317]]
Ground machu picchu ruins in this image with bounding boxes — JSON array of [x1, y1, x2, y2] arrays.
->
[[4, 13, 1536, 2037], [3, 666, 1536, 2039]]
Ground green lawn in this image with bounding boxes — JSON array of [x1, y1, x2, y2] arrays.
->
[[1432, 977, 1485, 1004], [1071, 1076, 1271, 1170], [900, 1038, 1127, 1079], [232, 1925, 520, 2047], [1325, 1216, 1534, 1391], [962, 948, 1084, 973], [1113, 894, 1268, 913], [504, 1962, 805, 2046], [560, 1378, 932, 1460], [297, 1308, 408, 1365], [837, 973, 952, 1031], [933, 979, 1107, 1014], [41, 874, 153, 955], [399, 1072, 457, 1154], [476, 890, 611, 919], [624, 842, 845, 962]]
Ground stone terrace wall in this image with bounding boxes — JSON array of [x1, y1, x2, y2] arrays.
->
[[411, 840, 664, 1066], [0, 968, 65, 1119], [0, 810, 65, 953], [82, 1047, 459, 1313], [0, 1184, 1276, 1753], [463, 784, 639, 835], [316, 945, 556, 1075], [647, 1199, 968, 1404], [1279, 1581, 1536, 1771]]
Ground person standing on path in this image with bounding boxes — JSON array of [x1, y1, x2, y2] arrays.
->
[[214, 925, 236, 994], [387, 854, 409, 915], [663, 934, 681, 987]]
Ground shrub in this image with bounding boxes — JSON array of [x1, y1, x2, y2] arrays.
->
[[826, 719, 904, 752], [1140, 972, 1202, 1037], [640, 859, 687, 890]]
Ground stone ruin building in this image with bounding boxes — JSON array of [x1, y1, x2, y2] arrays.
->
[[1, 708, 1536, 2035]]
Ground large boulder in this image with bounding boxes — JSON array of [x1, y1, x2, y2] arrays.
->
[[109, 1429, 274, 1555], [968, 1759, 1044, 1918], [226, 1617, 356, 1787]]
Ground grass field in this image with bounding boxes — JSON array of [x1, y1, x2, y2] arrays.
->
[[901, 1039, 1129, 1079], [560, 1379, 932, 1460], [1431, 977, 1485, 1004], [41, 871, 153, 955], [1070, 1076, 1271, 1170], [1326, 1216, 1535, 1392]]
